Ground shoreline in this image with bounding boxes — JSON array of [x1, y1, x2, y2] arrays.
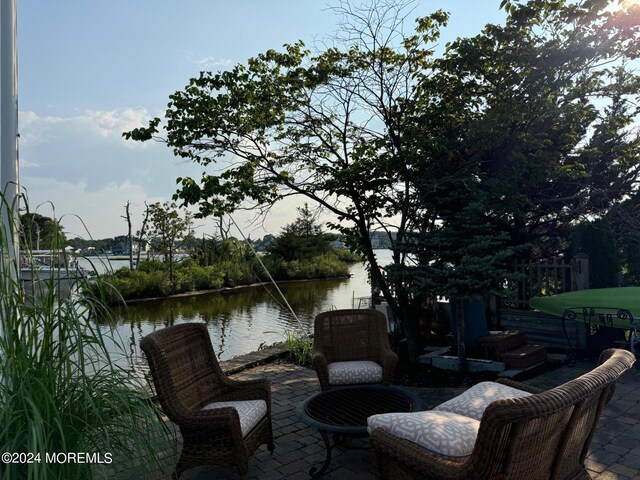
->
[[120, 274, 353, 305]]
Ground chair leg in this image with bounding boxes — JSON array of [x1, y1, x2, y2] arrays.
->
[[268, 441, 275, 453], [238, 458, 249, 479], [173, 458, 186, 480]]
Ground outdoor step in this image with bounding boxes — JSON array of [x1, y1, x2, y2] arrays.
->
[[501, 344, 547, 370], [478, 330, 526, 360]]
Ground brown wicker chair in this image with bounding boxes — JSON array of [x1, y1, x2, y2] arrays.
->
[[313, 309, 399, 390], [370, 348, 635, 480], [140, 323, 274, 479]]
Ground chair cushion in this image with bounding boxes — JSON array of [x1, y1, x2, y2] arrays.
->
[[328, 360, 383, 385], [202, 399, 267, 437], [434, 381, 532, 421], [368, 410, 480, 457]]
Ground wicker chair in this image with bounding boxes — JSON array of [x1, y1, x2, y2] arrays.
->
[[313, 309, 399, 390], [369, 348, 635, 480], [140, 323, 274, 479]]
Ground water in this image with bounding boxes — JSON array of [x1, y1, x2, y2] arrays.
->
[[77, 256, 140, 274], [95, 250, 393, 364]]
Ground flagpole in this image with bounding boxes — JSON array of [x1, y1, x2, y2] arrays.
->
[[1, 0, 20, 277]]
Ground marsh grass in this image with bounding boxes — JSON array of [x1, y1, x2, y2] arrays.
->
[[0, 196, 169, 480], [284, 330, 314, 367]]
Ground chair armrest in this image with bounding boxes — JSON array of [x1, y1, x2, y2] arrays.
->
[[495, 378, 545, 394], [174, 405, 241, 430], [379, 349, 399, 385], [313, 350, 330, 390]]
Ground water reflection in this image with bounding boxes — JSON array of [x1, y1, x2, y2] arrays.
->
[[98, 259, 375, 363]]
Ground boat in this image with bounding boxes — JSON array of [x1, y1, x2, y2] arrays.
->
[[20, 252, 93, 282]]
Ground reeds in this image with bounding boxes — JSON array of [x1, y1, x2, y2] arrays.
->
[[0, 195, 168, 480], [284, 330, 314, 367]]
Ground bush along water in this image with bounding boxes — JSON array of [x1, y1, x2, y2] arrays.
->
[[0, 196, 167, 480], [91, 238, 360, 304]]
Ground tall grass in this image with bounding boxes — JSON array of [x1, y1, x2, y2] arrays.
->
[[0, 195, 167, 480], [284, 330, 314, 367]]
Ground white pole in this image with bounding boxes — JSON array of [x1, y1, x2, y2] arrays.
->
[[1, 0, 20, 276]]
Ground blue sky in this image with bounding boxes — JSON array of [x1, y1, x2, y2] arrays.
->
[[18, 0, 507, 240]]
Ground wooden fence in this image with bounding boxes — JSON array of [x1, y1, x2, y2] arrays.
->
[[501, 254, 589, 310], [496, 254, 590, 351]]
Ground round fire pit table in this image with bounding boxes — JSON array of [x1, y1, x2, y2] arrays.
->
[[296, 385, 418, 477]]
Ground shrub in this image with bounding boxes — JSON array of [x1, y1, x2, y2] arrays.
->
[[136, 258, 165, 273], [284, 330, 314, 367], [95, 246, 351, 303]]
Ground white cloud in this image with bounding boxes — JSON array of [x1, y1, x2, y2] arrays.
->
[[21, 176, 165, 239], [21, 108, 154, 149], [17, 108, 321, 239], [18, 108, 189, 195], [85, 108, 155, 145], [193, 56, 234, 70]]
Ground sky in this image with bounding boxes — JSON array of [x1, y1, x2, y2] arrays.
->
[[17, 0, 509, 240]]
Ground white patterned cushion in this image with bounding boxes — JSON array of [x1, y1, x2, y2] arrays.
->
[[368, 410, 480, 457], [202, 399, 267, 437], [434, 381, 532, 421], [328, 360, 383, 385]]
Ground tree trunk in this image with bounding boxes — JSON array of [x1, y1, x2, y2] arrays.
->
[[122, 201, 133, 270], [135, 202, 150, 270], [455, 298, 467, 372], [169, 246, 174, 292], [355, 222, 418, 361]]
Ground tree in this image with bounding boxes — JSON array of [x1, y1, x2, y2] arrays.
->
[[396, 0, 640, 363], [267, 204, 334, 261], [135, 202, 151, 270], [569, 220, 620, 289], [20, 213, 66, 251], [606, 192, 640, 284], [147, 202, 192, 289], [125, 0, 640, 361], [122, 202, 134, 269], [413, 0, 640, 259], [124, 0, 450, 327]]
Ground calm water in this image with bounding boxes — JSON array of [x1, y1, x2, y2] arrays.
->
[[94, 250, 393, 364]]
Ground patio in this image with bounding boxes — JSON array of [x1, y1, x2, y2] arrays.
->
[[123, 353, 640, 480]]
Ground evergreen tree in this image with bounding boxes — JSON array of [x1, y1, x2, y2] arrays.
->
[[268, 204, 334, 262]]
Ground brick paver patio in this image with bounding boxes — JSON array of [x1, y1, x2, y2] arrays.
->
[[127, 357, 640, 480]]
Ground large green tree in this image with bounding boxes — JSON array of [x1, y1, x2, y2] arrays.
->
[[126, 0, 640, 361], [147, 202, 193, 289], [125, 1, 449, 324], [267, 204, 334, 262], [394, 0, 640, 362], [20, 213, 66, 251], [412, 0, 640, 258]]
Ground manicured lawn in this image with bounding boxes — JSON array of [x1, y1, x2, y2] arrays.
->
[[530, 287, 640, 328]]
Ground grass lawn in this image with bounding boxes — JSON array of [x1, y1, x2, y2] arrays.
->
[[530, 287, 640, 328]]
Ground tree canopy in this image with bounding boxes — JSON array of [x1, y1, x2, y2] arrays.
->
[[20, 213, 66, 251], [267, 204, 334, 262], [147, 201, 192, 288], [125, 0, 449, 315], [125, 0, 640, 354], [412, 0, 640, 260]]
